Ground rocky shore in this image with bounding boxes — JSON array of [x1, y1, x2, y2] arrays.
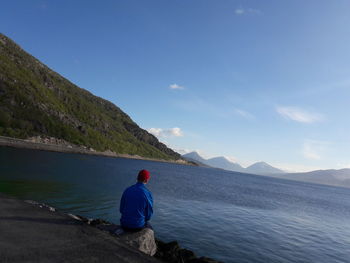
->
[[73, 216, 221, 263], [0, 135, 192, 165], [0, 193, 221, 263]]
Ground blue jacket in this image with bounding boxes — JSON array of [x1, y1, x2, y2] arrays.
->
[[120, 182, 153, 228]]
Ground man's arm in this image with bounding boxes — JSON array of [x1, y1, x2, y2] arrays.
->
[[145, 192, 153, 222], [119, 191, 126, 214]]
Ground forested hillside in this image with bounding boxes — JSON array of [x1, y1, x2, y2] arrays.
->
[[0, 33, 181, 160]]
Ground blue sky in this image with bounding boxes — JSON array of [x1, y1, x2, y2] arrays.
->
[[1, 0, 350, 171]]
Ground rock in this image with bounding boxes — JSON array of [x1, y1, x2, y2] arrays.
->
[[88, 218, 110, 226], [179, 249, 196, 262], [70, 217, 157, 256], [118, 227, 157, 256], [58, 215, 220, 262], [155, 239, 221, 263], [91, 222, 157, 257], [155, 240, 185, 263], [189, 257, 221, 263]]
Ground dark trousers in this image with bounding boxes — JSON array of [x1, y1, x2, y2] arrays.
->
[[122, 222, 153, 232]]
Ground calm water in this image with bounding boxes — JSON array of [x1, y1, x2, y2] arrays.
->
[[1, 147, 350, 263]]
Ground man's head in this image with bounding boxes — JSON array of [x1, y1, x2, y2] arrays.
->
[[137, 169, 151, 184]]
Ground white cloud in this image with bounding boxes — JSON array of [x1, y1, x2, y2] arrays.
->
[[235, 8, 245, 15], [169, 84, 184, 90], [148, 127, 184, 138], [234, 109, 254, 119], [235, 8, 262, 15], [302, 140, 330, 160], [276, 106, 324, 123]]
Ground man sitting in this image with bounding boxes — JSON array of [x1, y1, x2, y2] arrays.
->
[[119, 169, 153, 232]]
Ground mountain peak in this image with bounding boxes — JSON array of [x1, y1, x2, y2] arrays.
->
[[183, 151, 207, 160], [182, 151, 208, 166], [246, 162, 284, 175], [182, 151, 284, 175]]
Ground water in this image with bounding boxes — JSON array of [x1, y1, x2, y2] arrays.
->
[[1, 146, 350, 263]]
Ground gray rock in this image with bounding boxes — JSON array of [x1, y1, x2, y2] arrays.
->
[[72, 217, 157, 257], [93, 223, 157, 256], [118, 227, 157, 256]]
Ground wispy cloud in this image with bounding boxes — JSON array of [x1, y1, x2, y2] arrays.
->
[[169, 84, 184, 90], [174, 95, 254, 120], [235, 8, 262, 16], [148, 127, 184, 138], [276, 106, 324, 123], [302, 140, 330, 160], [235, 8, 245, 15], [234, 109, 254, 119]]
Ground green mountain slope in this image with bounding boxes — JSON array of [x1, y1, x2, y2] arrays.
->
[[0, 33, 181, 160]]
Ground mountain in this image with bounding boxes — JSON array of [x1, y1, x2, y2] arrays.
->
[[182, 151, 284, 174], [245, 162, 284, 175], [182, 151, 208, 165], [0, 33, 181, 160], [183, 152, 350, 188], [206, 157, 245, 172], [272, 168, 350, 188], [182, 151, 248, 173]]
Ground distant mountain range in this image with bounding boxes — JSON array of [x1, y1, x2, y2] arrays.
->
[[183, 151, 350, 189], [206, 156, 245, 173], [268, 169, 350, 188], [181, 151, 210, 167], [182, 151, 284, 175]]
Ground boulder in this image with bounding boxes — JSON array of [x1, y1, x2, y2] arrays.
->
[[69, 216, 221, 262], [118, 227, 157, 256], [94, 223, 157, 256], [71, 215, 157, 257]]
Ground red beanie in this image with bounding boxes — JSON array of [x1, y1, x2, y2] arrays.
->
[[137, 169, 151, 182]]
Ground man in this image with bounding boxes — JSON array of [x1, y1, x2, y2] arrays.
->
[[119, 169, 153, 231]]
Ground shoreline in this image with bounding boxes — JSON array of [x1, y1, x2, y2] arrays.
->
[[0, 135, 194, 166], [0, 193, 159, 263], [0, 193, 220, 263]]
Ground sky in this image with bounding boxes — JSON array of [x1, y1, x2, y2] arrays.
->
[[1, 0, 350, 172]]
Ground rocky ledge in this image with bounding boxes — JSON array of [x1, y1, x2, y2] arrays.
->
[[0, 194, 221, 263], [71, 216, 222, 263], [0, 194, 158, 263]]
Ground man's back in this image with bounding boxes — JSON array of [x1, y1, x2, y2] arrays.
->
[[120, 182, 153, 229]]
